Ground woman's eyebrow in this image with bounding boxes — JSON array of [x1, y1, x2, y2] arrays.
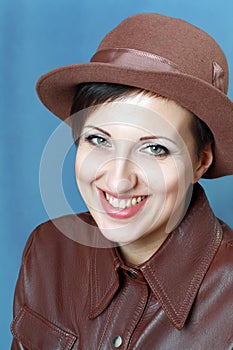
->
[[140, 135, 177, 145], [83, 126, 177, 145], [83, 125, 111, 137]]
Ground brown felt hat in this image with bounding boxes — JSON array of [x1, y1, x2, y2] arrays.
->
[[36, 13, 233, 178]]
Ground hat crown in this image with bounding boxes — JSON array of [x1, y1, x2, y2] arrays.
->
[[97, 13, 229, 93]]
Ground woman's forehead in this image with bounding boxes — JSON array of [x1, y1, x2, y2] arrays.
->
[[83, 96, 194, 139]]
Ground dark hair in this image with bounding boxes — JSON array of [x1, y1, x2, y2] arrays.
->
[[70, 82, 214, 158]]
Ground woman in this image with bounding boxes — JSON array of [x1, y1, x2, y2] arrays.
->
[[11, 13, 233, 349]]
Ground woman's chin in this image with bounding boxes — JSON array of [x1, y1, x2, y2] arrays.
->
[[98, 225, 138, 246]]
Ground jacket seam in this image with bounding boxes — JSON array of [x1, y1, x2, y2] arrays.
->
[[145, 221, 222, 327]]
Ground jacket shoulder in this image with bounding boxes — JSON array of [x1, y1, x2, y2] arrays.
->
[[21, 213, 97, 263], [220, 220, 233, 246], [207, 220, 233, 280]]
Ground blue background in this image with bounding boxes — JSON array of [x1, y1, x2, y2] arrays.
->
[[1, 0, 233, 348]]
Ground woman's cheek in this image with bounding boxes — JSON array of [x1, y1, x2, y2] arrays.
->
[[75, 146, 100, 182], [141, 159, 178, 195], [158, 160, 188, 204]]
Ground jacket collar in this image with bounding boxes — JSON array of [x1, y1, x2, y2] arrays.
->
[[89, 184, 223, 329]]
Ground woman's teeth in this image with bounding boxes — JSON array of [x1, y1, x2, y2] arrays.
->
[[105, 192, 146, 209]]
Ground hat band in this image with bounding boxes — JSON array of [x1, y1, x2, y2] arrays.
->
[[91, 48, 181, 73], [91, 48, 225, 93]]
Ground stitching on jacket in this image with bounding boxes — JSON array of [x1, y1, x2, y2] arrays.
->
[[145, 221, 222, 327], [11, 305, 77, 350], [11, 307, 41, 350], [90, 248, 120, 318], [125, 282, 149, 348], [97, 276, 148, 349]]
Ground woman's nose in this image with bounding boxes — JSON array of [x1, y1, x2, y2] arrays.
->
[[104, 158, 138, 195]]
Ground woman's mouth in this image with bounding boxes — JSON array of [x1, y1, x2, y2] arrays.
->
[[105, 192, 147, 209], [98, 189, 149, 219]]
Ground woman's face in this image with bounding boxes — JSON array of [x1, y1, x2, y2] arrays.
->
[[75, 94, 205, 245]]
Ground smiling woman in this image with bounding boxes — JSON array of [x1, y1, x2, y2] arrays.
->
[[11, 13, 233, 350]]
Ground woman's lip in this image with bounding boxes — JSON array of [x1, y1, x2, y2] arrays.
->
[[98, 188, 149, 219]]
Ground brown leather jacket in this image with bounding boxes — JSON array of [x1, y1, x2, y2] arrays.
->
[[11, 185, 233, 349]]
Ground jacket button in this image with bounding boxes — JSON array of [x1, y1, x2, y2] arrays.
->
[[127, 270, 137, 279], [112, 335, 123, 348]]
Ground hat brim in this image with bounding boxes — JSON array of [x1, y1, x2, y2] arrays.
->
[[36, 62, 233, 178]]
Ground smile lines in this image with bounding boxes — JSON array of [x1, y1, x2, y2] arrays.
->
[[104, 192, 147, 209]]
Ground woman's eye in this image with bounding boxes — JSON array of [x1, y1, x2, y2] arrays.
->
[[143, 144, 169, 157], [85, 135, 110, 147]]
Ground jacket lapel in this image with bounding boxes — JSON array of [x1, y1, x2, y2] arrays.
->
[[140, 184, 222, 329]]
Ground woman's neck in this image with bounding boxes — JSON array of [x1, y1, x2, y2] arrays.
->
[[118, 229, 169, 265]]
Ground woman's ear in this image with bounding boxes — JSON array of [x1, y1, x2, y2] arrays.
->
[[193, 143, 213, 183]]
